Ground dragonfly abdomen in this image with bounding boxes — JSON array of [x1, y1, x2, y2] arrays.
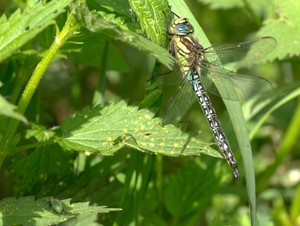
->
[[190, 71, 240, 179]]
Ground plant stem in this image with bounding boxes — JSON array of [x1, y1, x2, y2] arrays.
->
[[0, 13, 80, 168]]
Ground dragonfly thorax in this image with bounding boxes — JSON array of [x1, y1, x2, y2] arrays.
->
[[170, 18, 194, 36]]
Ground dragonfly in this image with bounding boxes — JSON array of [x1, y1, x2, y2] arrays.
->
[[164, 16, 276, 179]]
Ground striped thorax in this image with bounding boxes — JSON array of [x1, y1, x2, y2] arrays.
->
[[169, 18, 204, 78]]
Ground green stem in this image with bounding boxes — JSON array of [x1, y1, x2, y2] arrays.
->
[[0, 13, 79, 168], [3, 140, 54, 157], [291, 182, 300, 221]]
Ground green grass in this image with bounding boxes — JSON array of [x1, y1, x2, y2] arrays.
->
[[0, 0, 299, 225]]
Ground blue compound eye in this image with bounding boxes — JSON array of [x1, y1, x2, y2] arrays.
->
[[176, 24, 190, 34]]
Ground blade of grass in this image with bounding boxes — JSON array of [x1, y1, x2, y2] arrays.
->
[[114, 151, 143, 226], [290, 182, 300, 222]]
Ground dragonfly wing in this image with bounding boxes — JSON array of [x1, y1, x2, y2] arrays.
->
[[163, 77, 195, 124], [157, 64, 185, 85], [204, 36, 277, 69], [201, 62, 273, 101]]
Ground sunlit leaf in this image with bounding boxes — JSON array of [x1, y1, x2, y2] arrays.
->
[[72, 1, 174, 69], [129, 0, 170, 47], [0, 0, 72, 63], [258, 0, 300, 61], [0, 96, 27, 123], [0, 196, 120, 226], [56, 101, 220, 158]]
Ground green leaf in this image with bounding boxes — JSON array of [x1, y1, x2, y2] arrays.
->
[[0, 196, 120, 226], [163, 161, 222, 219], [63, 213, 101, 226], [11, 145, 72, 191], [0, 95, 27, 123], [129, 0, 170, 47], [72, 1, 174, 69], [196, 0, 279, 29], [56, 101, 220, 158], [258, 0, 300, 61], [26, 124, 56, 142], [0, 0, 72, 63]]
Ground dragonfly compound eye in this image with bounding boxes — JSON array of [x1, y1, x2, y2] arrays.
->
[[175, 24, 192, 35]]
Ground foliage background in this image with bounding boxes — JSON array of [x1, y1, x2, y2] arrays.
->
[[0, 0, 299, 225]]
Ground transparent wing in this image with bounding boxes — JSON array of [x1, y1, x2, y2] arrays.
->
[[162, 77, 195, 124], [156, 63, 185, 85], [204, 36, 277, 69], [201, 61, 273, 101], [162, 37, 276, 122]]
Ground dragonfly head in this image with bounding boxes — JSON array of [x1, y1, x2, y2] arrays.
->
[[170, 18, 194, 36]]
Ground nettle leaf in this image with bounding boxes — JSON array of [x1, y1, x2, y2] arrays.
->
[[0, 0, 72, 63], [0, 95, 27, 123], [72, 1, 174, 69], [11, 145, 73, 192], [163, 161, 222, 218], [258, 0, 300, 61], [56, 101, 220, 158], [65, 214, 100, 226], [129, 0, 170, 47], [0, 196, 120, 226], [26, 124, 56, 142]]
